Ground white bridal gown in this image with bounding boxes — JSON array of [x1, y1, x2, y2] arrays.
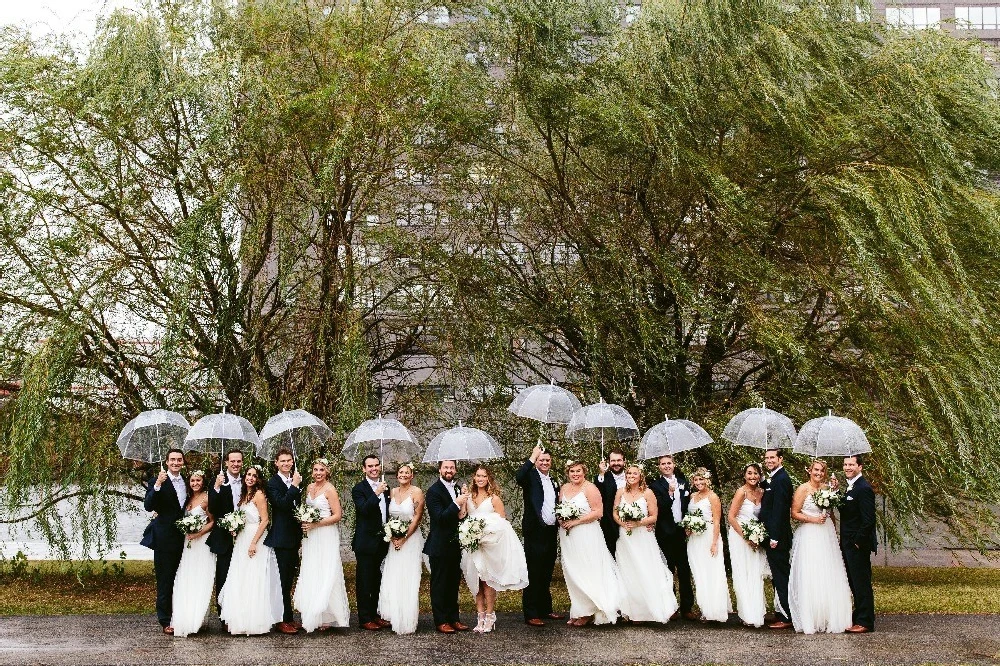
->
[[788, 493, 854, 634], [378, 493, 424, 635], [170, 505, 216, 637], [558, 490, 624, 625], [293, 492, 350, 632], [614, 495, 678, 623], [727, 495, 769, 627], [686, 496, 732, 622], [217, 501, 283, 635], [461, 495, 529, 594]]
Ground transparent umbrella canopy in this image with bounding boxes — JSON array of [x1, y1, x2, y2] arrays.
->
[[793, 412, 872, 457], [721, 405, 797, 449], [343, 416, 422, 470], [116, 410, 190, 464], [638, 417, 713, 459], [258, 409, 332, 462], [566, 398, 639, 459], [508, 381, 582, 425], [421, 422, 503, 463], [184, 412, 261, 462]]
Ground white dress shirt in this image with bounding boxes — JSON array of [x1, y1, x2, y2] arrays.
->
[[538, 470, 556, 526], [598, 470, 626, 489], [369, 478, 387, 523], [227, 473, 242, 507], [847, 473, 862, 492], [168, 472, 187, 508], [662, 475, 683, 523], [279, 472, 293, 488]]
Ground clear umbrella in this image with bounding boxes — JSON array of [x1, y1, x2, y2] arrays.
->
[[421, 422, 503, 463], [722, 404, 797, 449], [184, 411, 261, 462], [258, 409, 332, 462], [793, 411, 871, 457], [638, 416, 713, 459], [508, 380, 583, 425], [343, 416, 422, 475], [116, 409, 190, 464], [566, 398, 639, 459]]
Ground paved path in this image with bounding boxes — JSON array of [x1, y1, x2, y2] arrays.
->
[[1, 613, 998, 665]]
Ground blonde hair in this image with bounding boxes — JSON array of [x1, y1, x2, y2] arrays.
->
[[690, 467, 713, 489], [809, 459, 829, 479], [565, 460, 588, 476], [397, 463, 414, 476], [624, 464, 647, 493]]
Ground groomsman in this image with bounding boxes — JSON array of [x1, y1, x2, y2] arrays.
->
[[595, 449, 626, 557], [423, 459, 470, 633], [840, 454, 877, 633], [649, 454, 697, 620], [760, 448, 794, 629], [351, 455, 391, 631], [264, 448, 302, 634], [207, 449, 243, 622], [141, 448, 187, 634], [515, 443, 563, 627]]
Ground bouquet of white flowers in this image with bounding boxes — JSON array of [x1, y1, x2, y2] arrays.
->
[[617, 501, 647, 536], [218, 510, 247, 539], [293, 504, 322, 538], [679, 507, 708, 535], [740, 518, 768, 547], [811, 488, 843, 512], [554, 500, 583, 534], [174, 512, 208, 548], [383, 517, 410, 549], [458, 517, 486, 552]]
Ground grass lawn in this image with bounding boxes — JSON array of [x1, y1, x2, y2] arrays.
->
[[1, 558, 997, 616]]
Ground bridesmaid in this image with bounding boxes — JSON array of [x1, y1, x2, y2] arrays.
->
[[293, 458, 350, 632], [685, 467, 731, 623], [170, 470, 216, 637], [377, 463, 425, 635], [726, 463, 768, 627]]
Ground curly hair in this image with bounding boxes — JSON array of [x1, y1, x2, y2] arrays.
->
[[624, 464, 647, 493], [470, 464, 501, 500], [690, 466, 713, 490]]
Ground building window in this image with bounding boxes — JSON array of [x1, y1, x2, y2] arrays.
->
[[885, 6, 941, 28], [955, 6, 1000, 29]]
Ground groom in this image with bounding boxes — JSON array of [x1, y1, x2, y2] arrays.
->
[[207, 448, 243, 623], [351, 455, 391, 631], [840, 454, 877, 633], [516, 443, 562, 627], [423, 459, 470, 633], [264, 448, 302, 634], [649, 454, 696, 620], [760, 448, 794, 629], [141, 448, 187, 634]]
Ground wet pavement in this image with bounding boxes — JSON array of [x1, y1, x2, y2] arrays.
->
[[1, 613, 998, 665]]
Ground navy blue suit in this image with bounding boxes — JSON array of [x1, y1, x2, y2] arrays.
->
[[207, 476, 239, 616], [515, 459, 559, 621], [649, 473, 694, 613], [760, 466, 793, 622], [840, 475, 877, 629], [142, 473, 186, 627], [264, 473, 302, 624], [594, 472, 622, 557], [422, 479, 462, 626], [352, 479, 390, 625]]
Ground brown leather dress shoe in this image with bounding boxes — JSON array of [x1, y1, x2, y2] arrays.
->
[[451, 621, 470, 631], [669, 611, 680, 621], [846, 624, 872, 633], [376, 618, 391, 628], [162, 626, 174, 635], [277, 622, 298, 634], [361, 621, 382, 631], [768, 620, 793, 629], [436, 623, 456, 633], [682, 611, 700, 621], [525, 618, 546, 627], [546, 612, 565, 619]]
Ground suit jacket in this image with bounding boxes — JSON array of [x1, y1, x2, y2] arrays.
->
[[649, 472, 690, 545], [594, 471, 622, 536], [263, 473, 302, 550], [515, 459, 559, 539], [422, 479, 461, 558], [840, 475, 877, 553], [206, 479, 238, 555], [760, 467, 793, 551], [140, 473, 186, 551], [351, 479, 391, 556]]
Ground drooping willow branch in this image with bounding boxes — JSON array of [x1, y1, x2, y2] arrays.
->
[[0, 489, 145, 525]]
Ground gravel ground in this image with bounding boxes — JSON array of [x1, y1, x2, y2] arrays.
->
[[1, 613, 998, 666]]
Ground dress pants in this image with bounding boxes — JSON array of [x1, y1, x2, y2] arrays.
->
[[355, 553, 384, 625], [274, 546, 299, 624], [214, 550, 232, 616], [766, 546, 791, 621], [842, 545, 875, 629], [522, 528, 557, 621], [660, 536, 694, 613], [154, 546, 183, 627], [428, 552, 462, 626]]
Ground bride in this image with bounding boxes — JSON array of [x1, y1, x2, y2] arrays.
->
[[726, 463, 768, 627], [558, 460, 624, 626], [170, 470, 215, 637], [460, 464, 529, 633], [788, 459, 853, 634], [217, 465, 283, 635], [293, 458, 350, 632], [613, 464, 677, 624], [377, 463, 425, 635]]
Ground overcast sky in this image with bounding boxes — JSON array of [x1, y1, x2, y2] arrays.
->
[[1, 0, 139, 39]]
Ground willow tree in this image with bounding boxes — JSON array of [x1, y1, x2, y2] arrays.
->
[[0, 0, 480, 553], [425, 0, 1000, 543]]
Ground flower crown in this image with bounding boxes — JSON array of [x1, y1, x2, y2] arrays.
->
[[189, 469, 206, 478], [247, 463, 263, 475], [629, 461, 646, 473], [314, 457, 330, 467], [397, 461, 415, 471]]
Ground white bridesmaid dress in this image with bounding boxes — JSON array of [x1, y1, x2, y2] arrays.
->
[[614, 495, 678, 623], [217, 501, 283, 635], [378, 493, 424, 635], [558, 490, 624, 625], [727, 495, 769, 627], [461, 494, 529, 594], [293, 491, 350, 631], [686, 496, 732, 622], [170, 505, 216, 637]]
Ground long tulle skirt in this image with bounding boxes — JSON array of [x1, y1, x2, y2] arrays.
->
[[789, 521, 854, 634], [727, 526, 769, 627], [378, 531, 424, 635], [615, 526, 678, 623], [170, 533, 216, 637], [462, 513, 529, 594], [218, 526, 283, 635], [687, 529, 732, 622], [293, 523, 350, 632], [559, 522, 624, 625]]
